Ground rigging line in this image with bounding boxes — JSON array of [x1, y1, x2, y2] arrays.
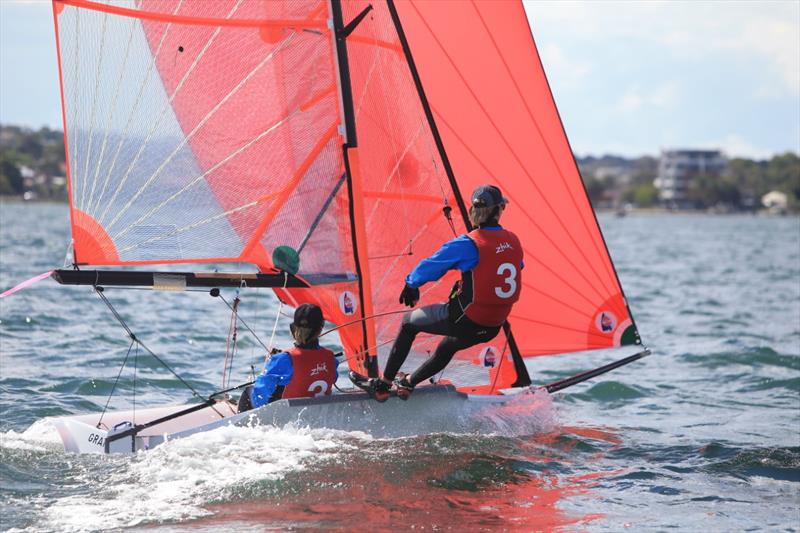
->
[[103, 0, 248, 230], [105, 25, 293, 233], [96, 337, 135, 430], [470, 2, 620, 291], [85, 20, 137, 214], [132, 340, 138, 425], [218, 293, 269, 352], [111, 109, 299, 242], [94, 1, 183, 226], [368, 242, 413, 260], [369, 207, 438, 303], [94, 287, 213, 407], [433, 111, 617, 310], [297, 172, 347, 254], [408, 4, 618, 301], [488, 336, 510, 394], [339, 338, 395, 364], [319, 309, 409, 337], [247, 287, 261, 373], [265, 272, 289, 360], [222, 294, 240, 389], [77, 9, 109, 212]]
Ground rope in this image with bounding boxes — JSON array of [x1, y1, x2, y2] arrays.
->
[[266, 272, 289, 361], [96, 338, 135, 430], [132, 341, 139, 424], [319, 309, 409, 338], [221, 293, 240, 389], [218, 293, 269, 351], [94, 287, 216, 410]]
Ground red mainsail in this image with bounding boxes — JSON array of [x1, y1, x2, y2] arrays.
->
[[53, 0, 641, 392]]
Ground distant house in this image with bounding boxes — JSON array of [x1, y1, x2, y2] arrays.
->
[[654, 149, 727, 206], [761, 190, 788, 213]]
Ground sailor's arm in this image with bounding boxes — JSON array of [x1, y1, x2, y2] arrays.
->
[[405, 235, 478, 288], [252, 352, 294, 406]]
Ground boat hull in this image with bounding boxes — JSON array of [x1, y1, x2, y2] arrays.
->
[[49, 385, 529, 454]]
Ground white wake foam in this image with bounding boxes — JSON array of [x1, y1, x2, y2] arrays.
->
[[38, 423, 369, 532], [0, 418, 62, 452], [473, 388, 557, 436]]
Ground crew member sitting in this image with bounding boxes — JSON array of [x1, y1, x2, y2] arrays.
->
[[238, 303, 338, 412]]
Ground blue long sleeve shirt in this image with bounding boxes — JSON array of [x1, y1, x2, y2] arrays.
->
[[250, 341, 339, 408], [406, 225, 514, 288]]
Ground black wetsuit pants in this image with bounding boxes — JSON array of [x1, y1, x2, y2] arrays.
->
[[383, 302, 501, 387]]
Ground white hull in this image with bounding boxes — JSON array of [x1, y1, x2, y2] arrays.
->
[[50, 385, 531, 454]]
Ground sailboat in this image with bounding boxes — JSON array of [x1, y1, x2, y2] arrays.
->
[[42, 0, 648, 453]]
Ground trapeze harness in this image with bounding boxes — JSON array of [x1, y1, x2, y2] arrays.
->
[[453, 228, 523, 327]]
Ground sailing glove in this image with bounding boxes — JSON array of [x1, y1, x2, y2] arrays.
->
[[399, 284, 420, 307]]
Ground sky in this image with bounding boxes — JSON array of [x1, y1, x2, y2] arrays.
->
[[0, 0, 798, 160]]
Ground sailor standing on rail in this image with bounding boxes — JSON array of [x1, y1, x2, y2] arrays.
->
[[357, 185, 524, 402], [238, 304, 338, 412]]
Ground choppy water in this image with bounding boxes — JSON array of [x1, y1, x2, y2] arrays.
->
[[1, 202, 798, 532]]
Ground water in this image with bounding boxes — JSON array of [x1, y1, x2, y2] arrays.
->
[[1, 202, 798, 532]]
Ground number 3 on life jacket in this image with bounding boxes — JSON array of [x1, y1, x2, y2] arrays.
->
[[458, 229, 523, 327]]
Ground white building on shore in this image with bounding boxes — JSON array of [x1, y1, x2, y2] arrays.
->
[[654, 149, 727, 206]]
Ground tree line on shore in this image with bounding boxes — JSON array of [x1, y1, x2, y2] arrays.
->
[[578, 153, 799, 212], [1, 124, 798, 211]]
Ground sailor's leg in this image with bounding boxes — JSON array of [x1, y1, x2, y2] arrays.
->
[[382, 303, 450, 381], [408, 325, 501, 386]]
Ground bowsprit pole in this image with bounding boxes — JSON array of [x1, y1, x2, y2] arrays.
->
[[541, 348, 651, 394]]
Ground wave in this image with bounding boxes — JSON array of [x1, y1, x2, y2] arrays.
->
[[680, 347, 800, 370], [573, 381, 647, 402], [702, 444, 800, 482]]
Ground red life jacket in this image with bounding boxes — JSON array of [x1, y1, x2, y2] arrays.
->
[[456, 228, 523, 327], [281, 346, 337, 398]]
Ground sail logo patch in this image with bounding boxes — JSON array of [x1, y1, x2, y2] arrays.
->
[[480, 346, 498, 367], [595, 311, 617, 333], [339, 291, 357, 316]]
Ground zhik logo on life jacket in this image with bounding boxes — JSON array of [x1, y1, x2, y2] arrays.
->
[[495, 242, 512, 254], [310, 362, 328, 376]]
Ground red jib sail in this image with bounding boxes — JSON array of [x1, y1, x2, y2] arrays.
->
[[52, 0, 641, 393]]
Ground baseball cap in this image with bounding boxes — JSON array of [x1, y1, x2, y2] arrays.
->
[[292, 303, 324, 331], [471, 184, 508, 208]]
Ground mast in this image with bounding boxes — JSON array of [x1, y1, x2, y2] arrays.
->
[[329, 0, 379, 376], [386, 0, 532, 387]]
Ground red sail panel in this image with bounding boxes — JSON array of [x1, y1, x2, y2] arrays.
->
[[389, 0, 639, 357], [54, 0, 348, 272], [339, 1, 524, 390], [54, 0, 371, 373]]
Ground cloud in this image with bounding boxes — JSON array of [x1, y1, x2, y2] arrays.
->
[[524, 1, 800, 96], [538, 43, 591, 89], [614, 81, 680, 114], [704, 134, 778, 160]]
